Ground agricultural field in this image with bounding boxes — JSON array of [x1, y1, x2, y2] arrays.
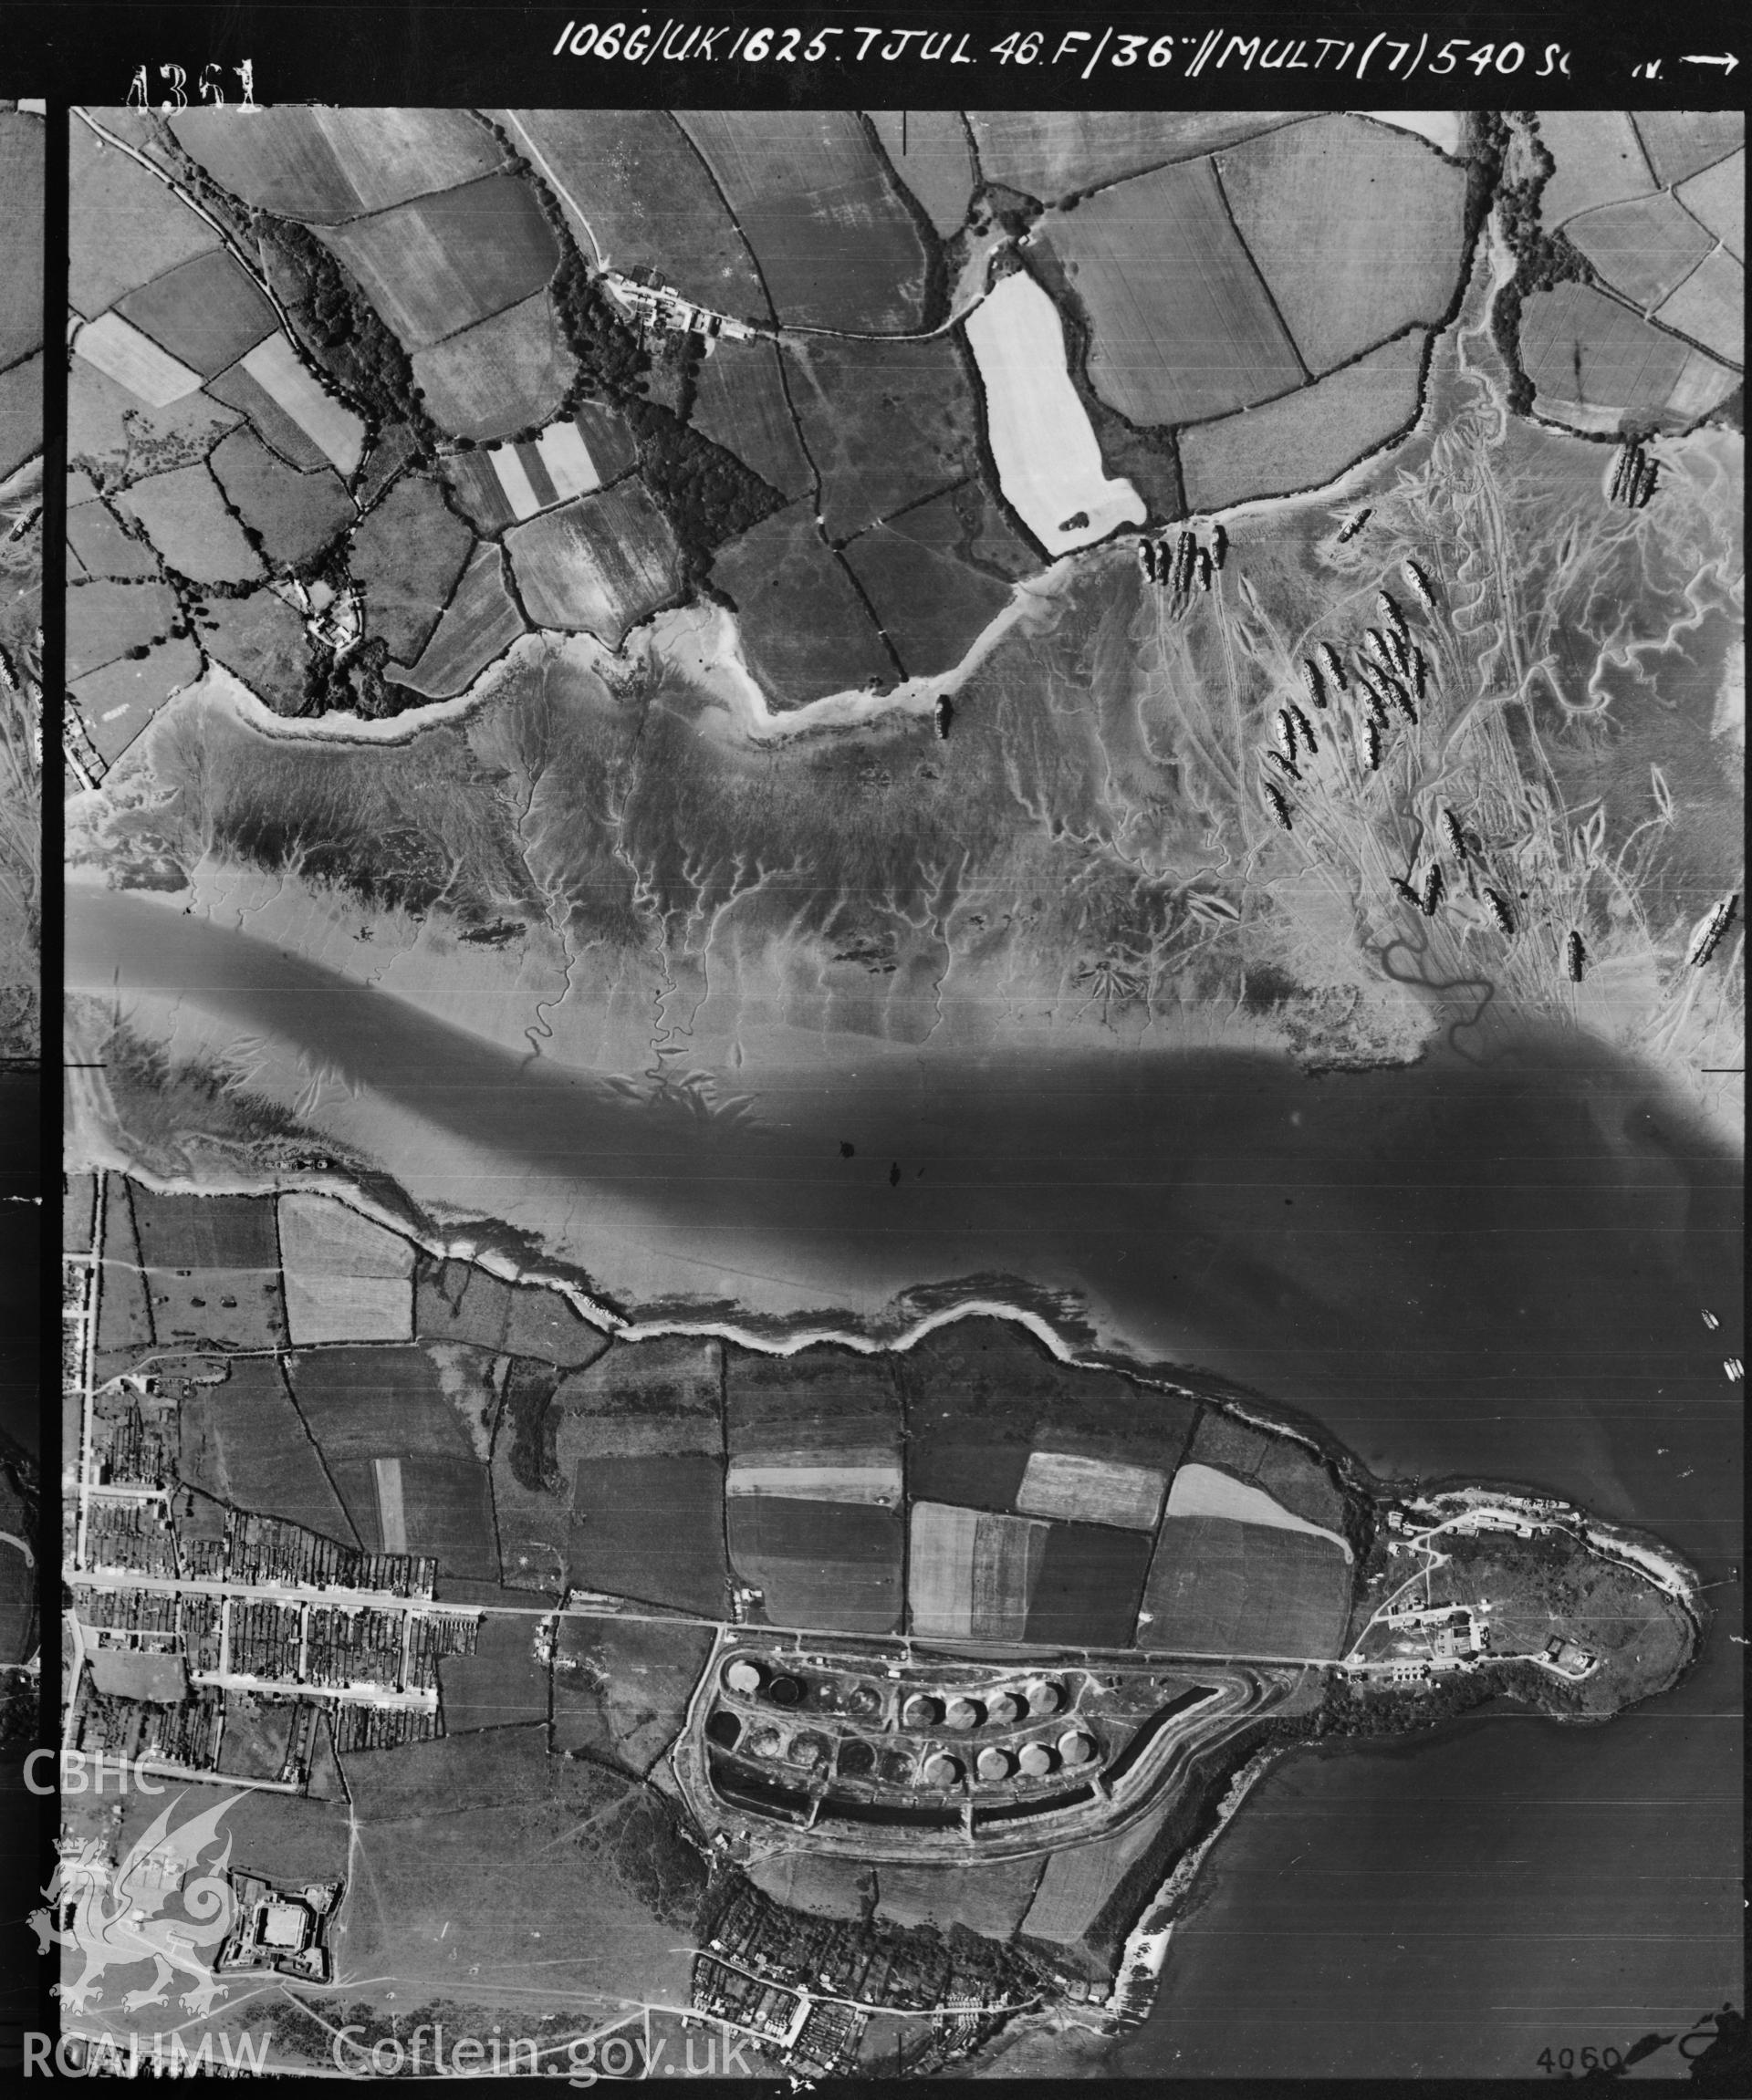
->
[[445, 410, 634, 529], [71, 641, 203, 764], [414, 1254, 518, 1352], [908, 1502, 1046, 1641], [489, 1362, 570, 1594], [725, 1345, 901, 1475], [1186, 1412, 1350, 1533], [114, 462, 263, 583], [435, 1599, 551, 1731], [551, 1617, 714, 1773], [170, 105, 504, 222], [495, 109, 770, 319], [1676, 149, 1743, 255], [65, 1174, 97, 1253], [1042, 156, 1305, 427], [504, 1284, 612, 1368], [688, 338, 814, 502], [1142, 1515, 1352, 1659], [94, 1177, 152, 1355], [1024, 1522, 1152, 1648], [1517, 280, 1736, 428], [389, 542, 527, 699], [68, 578, 179, 680], [205, 357, 333, 473], [1216, 116, 1468, 375], [278, 1193, 415, 1346], [1180, 334, 1433, 513], [841, 501, 1021, 679], [235, 333, 365, 475], [335, 1727, 703, 2012], [506, 479, 684, 644], [411, 290, 577, 441], [783, 334, 983, 542], [554, 1333, 722, 1446], [0, 352, 40, 481], [710, 500, 894, 705], [193, 588, 310, 699], [749, 1852, 874, 1920], [318, 174, 560, 350], [962, 271, 1142, 556], [1533, 109, 1654, 229], [74, 313, 203, 410], [68, 354, 239, 490], [66, 499, 159, 580], [131, 1187, 279, 1269], [1519, 110, 1742, 432], [287, 1342, 482, 1462], [875, 1856, 1045, 1939], [68, 116, 220, 318], [1165, 1461, 1346, 1546], [676, 110, 931, 333], [114, 248, 276, 379], [338, 1450, 496, 1576], [1563, 192, 1714, 312], [349, 473, 476, 663], [866, 110, 975, 237], [898, 1319, 1195, 1514], [570, 1452, 728, 1614], [726, 1495, 904, 1635], [966, 110, 1302, 203], [1655, 250, 1743, 366], [558, 1340, 725, 1606], [1021, 1786, 1178, 1945], [0, 109, 44, 373], [179, 1355, 357, 1543], [1015, 1450, 1165, 1531], [128, 1187, 288, 1349], [209, 427, 353, 569], [1632, 109, 1744, 186]]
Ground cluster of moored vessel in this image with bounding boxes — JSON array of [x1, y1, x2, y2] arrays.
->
[[1262, 556, 1539, 951], [1136, 522, 1226, 613], [1608, 439, 1659, 509]]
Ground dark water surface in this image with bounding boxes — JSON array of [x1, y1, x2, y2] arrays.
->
[[67, 890, 1744, 2065]]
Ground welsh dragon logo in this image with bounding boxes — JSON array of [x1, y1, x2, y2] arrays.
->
[[29, 1792, 238, 2019]]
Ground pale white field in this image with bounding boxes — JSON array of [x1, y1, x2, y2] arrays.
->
[[373, 1454, 408, 1553], [1015, 1450, 1165, 1532], [964, 271, 1144, 556], [1165, 1461, 1349, 1552], [725, 1454, 903, 1505], [907, 1499, 981, 1637], [74, 312, 202, 407], [242, 332, 365, 474]]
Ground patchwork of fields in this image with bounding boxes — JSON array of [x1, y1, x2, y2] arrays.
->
[[82, 1175, 1359, 1663], [66, 103, 1651, 734], [1520, 107, 1742, 428], [66, 104, 1733, 738]]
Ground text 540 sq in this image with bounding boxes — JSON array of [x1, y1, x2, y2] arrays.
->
[[552, 21, 1573, 76]]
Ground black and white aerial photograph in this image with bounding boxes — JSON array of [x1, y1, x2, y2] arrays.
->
[[32, 5, 1749, 2086]]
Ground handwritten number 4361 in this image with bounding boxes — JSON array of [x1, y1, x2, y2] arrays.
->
[[126, 62, 257, 109]]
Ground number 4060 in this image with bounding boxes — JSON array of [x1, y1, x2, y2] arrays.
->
[[1538, 2046, 1622, 2074]]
